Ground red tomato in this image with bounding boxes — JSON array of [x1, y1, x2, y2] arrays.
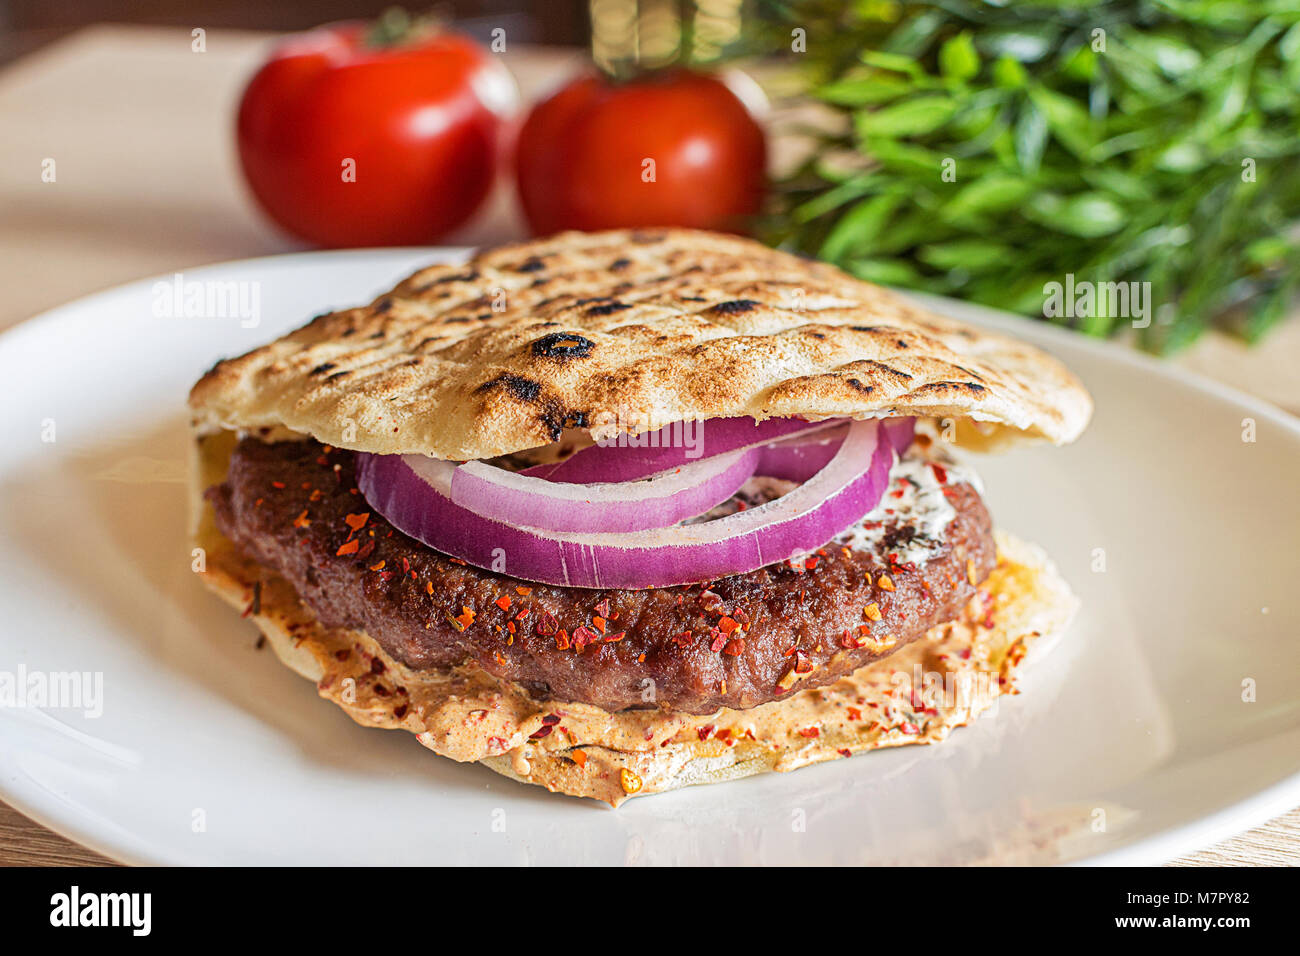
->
[[237, 23, 515, 248], [515, 68, 767, 235]]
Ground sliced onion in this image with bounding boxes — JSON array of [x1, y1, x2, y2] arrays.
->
[[756, 425, 848, 481], [402, 446, 759, 534], [356, 419, 892, 589], [525, 416, 844, 484], [882, 416, 916, 454]]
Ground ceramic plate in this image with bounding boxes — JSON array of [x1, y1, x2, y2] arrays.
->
[[1, 249, 1297, 865]]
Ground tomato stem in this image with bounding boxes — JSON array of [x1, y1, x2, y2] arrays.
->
[[365, 6, 438, 48]]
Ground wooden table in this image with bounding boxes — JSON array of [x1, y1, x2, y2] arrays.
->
[[1, 25, 1296, 866]]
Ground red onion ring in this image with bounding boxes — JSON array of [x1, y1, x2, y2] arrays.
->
[[356, 419, 893, 589], [525, 416, 845, 484], [405, 447, 760, 534]]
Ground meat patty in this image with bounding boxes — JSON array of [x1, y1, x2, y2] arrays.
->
[[208, 437, 996, 714]]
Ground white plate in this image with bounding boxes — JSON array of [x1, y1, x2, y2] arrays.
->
[[1, 249, 1297, 866]]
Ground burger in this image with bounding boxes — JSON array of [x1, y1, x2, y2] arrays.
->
[[188, 229, 1091, 805]]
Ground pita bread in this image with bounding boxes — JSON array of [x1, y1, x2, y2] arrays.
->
[[189, 229, 1091, 459], [193, 431, 1076, 806]]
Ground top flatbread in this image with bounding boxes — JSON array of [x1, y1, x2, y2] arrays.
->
[[189, 229, 1091, 459]]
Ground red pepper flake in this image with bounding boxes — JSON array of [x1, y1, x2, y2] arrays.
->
[[890, 488, 905, 498], [604, 631, 626, 643], [838, 748, 852, 757], [515, 586, 532, 596], [554, 629, 570, 650], [572, 625, 598, 649], [336, 539, 360, 557], [292, 510, 311, 529], [847, 706, 862, 721], [709, 630, 727, 653], [271, 481, 286, 489], [570, 749, 587, 769], [732, 607, 750, 626], [591, 615, 607, 634], [697, 724, 714, 740], [594, 599, 611, 619], [506, 621, 516, 635], [344, 512, 369, 533], [877, 574, 895, 592], [536, 611, 558, 636], [804, 556, 819, 570], [671, 631, 694, 648], [494, 595, 512, 611], [863, 602, 883, 621], [793, 651, 815, 675], [515, 609, 530, 621], [541, 713, 561, 725], [425, 581, 434, 595], [899, 721, 919, 735], [529, 724, 553, 739], [493, 651, 507, 666], [368, 560, 386, 571], [797, 726, 820, 738], [929, 461, 948, 483], [722, 638, 744, 656], [717, 616, 741, 635]]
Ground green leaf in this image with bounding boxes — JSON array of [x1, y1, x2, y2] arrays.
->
[[1154, 140, 1206, 172], [992, 55, 1028, 88], [818, 73, 913, 106], [1028, 85, 1095, 157], [939, 32, 980, 82], [1026, 193, 1127, 237], [859, 50, 928, 79], [941, 175, 1036, 222], [855, 95, 959, 137], [1243, 236, 1296, 267], [862, 139, 950, 176], [1014, 101, 1048, 175], [844, 258, 926, 287], [819, 192, 903, 261], [976, 25, 1059, 64], [917, 240, 1010, 273]]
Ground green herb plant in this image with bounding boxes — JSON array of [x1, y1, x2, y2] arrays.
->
[[762, 0, 1300, 351]]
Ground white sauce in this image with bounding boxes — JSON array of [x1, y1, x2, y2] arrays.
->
[[689, 453, 984, 567], [835, 456, 982, 566]]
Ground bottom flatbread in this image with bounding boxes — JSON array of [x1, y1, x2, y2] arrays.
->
[[192, 432, 1077, 806]]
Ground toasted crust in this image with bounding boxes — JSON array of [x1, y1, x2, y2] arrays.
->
[[192, 434, 1077, 806], [188, 230, 1092, 459]]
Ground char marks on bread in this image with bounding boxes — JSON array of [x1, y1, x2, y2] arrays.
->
[[189, 229, 1092, 459]]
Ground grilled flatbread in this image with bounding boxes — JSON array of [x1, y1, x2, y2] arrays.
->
[[189, 229, 1091, 459]]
